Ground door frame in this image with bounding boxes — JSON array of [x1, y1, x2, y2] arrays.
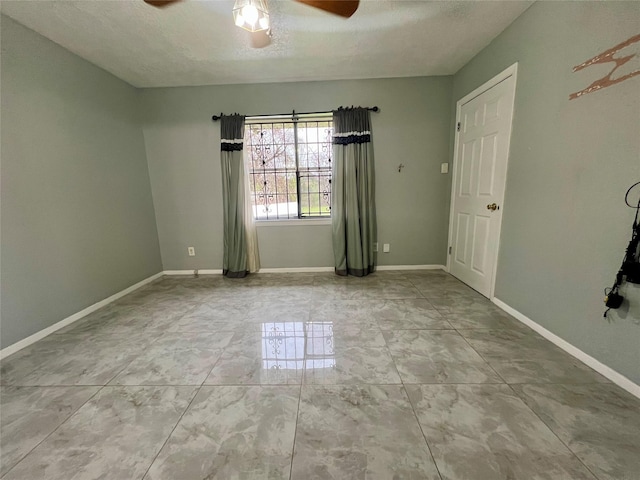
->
[[446, 62, 518, 299]]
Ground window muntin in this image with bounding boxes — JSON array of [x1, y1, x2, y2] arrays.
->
[[246, 116, 333, 220]]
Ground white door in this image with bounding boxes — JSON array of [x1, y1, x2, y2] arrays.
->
[[448, 66, 517, 298]]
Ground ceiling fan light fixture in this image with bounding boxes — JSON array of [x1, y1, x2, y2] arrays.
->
[[233, 0, 269, 32]]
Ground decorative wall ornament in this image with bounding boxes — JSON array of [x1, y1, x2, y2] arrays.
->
[[569, 33, 640, 100]]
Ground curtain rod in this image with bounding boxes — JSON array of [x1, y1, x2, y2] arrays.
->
[[211, 106, 379, 122]]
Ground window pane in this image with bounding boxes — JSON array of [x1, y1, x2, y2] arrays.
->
[[319, 124, 333, 168], [299, 171, 331, 217], [297, 120, 332, 218], [284, 143, 296, 170], [306, 143, 319, 169]]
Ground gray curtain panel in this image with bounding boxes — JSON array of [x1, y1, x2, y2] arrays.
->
[[331, 107, 377, 276], [221, 114, 249, 278]]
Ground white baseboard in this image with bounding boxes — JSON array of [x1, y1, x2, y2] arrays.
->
[[163, 265, 446, 275], [377, 264, 446, 271], [165, 268, 331, 274], [258, 267, 334, 273], [163, 269, 223, 275], [492, 297, 640, 399], [0, 272, 164, 360]]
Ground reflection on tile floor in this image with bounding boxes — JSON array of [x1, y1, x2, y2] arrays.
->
[[1, 271, 638, 479]]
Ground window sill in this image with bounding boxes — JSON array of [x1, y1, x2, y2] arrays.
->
[[255, 218, 331, 227]]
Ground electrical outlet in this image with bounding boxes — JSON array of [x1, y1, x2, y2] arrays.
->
[[373, 242, 379, 252], [188, 247, 195, 257], [441, 163, 449, 174], [383, 243, 390, 253]]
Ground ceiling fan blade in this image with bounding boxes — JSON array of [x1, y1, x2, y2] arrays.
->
[[295, 0, 359, 18], [143, 0, 182, 7]]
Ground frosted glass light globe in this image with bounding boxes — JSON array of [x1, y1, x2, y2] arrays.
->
[[241, 4, 259, 26]]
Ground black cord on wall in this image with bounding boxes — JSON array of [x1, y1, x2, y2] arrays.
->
[[604, 181, 640, 317]]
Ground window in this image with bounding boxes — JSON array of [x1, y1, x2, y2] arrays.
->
[[245, 114, 333, 220]]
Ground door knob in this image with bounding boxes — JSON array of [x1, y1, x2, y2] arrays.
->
[[487, 203, 499, 211]]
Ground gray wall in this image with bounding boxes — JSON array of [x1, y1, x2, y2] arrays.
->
[[1, 16, 162, 348], [452, 2, 640, 383], [139, 77, 453, 270]]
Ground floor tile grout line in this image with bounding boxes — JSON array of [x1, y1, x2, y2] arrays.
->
[[452, 326, 608, 384], [0, 384, 105, 479], [453, 327, 509, 384], [383, 275, 445, 480], [378, 323, 407, 385], [288, 375, 304, 480], [52, 301, 201, 338], [506, 383, 603, 480], [404, 386, 444, 480], [301, 382, 506, 386], [7, 313, 189, 389], [10, 378, 608, 386], [140, 385, 203, 480], [500, 381, 612, 385], [106, 306, 227, 386], [101, 334, 170, 387], [0, 356, 58, 389], [196, 340, 233, 390], [406, 277, 428, 301], [382, 325, 507, 385]]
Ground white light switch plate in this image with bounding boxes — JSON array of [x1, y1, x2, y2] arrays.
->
[[441, 163, 449, 174]]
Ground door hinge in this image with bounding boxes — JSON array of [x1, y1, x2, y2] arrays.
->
[[449, 246, 452, 254], [456, 122, 461, 132]]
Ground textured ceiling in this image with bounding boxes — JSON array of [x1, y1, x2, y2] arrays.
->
[[0, 0, 532, 87]]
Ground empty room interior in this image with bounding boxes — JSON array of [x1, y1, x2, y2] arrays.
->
[[1, 1, 639, 479]]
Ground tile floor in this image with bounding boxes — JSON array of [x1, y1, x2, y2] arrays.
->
[[1, 270, 639, 479]]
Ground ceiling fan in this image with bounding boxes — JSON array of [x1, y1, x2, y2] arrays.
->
[[143, 0, 359, 18], [143, 0, 358, 49]]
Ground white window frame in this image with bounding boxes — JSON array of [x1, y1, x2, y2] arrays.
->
[[245, 113, 333, 224]]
